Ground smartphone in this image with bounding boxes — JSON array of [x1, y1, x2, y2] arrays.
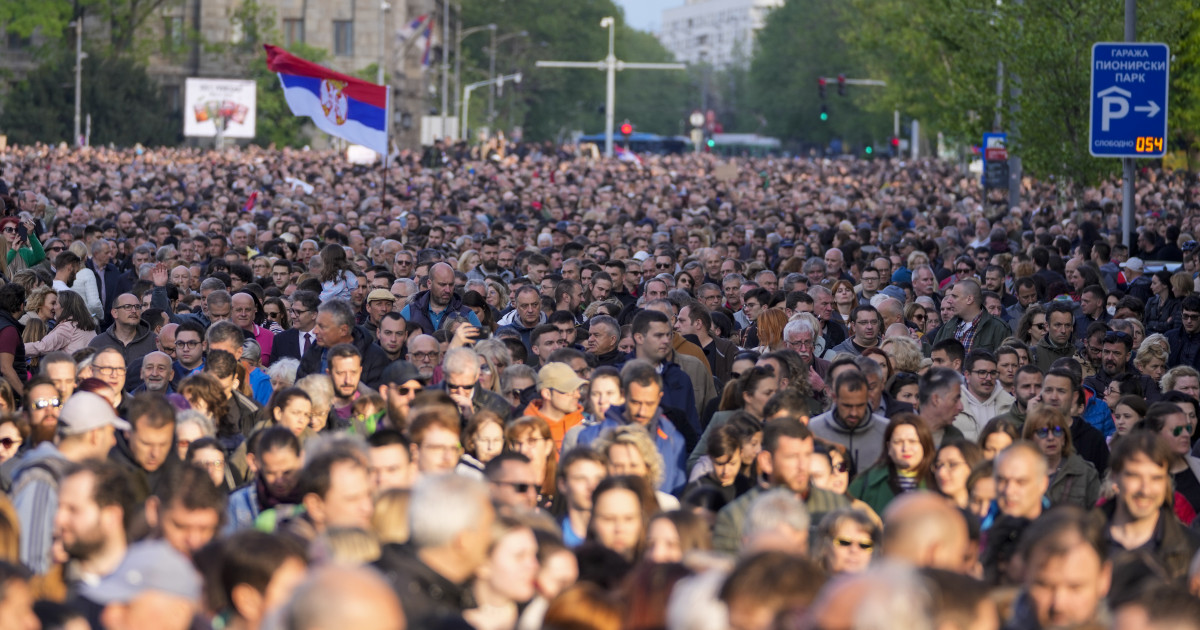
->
[[16, 224, 27, 242]]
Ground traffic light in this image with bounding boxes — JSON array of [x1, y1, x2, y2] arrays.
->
[[837, 74, 846, 97], [706, 138, 715, 149], [817, 77, 826, 100], [889, 137, 900, 156], [865, 145, 873, 155], [819, 105, 828, 121], [620, 121, 633, 136]]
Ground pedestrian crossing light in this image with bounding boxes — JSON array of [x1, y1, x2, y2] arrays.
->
[[706, 138, 715, 148], [819, 105, 828, 122], [865, 145, 873, 154]]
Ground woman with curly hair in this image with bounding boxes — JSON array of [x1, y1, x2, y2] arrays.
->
[[20, 287, 54, 327]]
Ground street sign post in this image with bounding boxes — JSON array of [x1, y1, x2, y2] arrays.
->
[[982, 132, 1009, 190], [1088, 42, 1169, 158]]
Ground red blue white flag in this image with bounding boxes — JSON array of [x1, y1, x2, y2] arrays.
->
[[264, 44, 389, 156]]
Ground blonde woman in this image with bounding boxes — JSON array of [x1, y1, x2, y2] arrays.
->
[[1133, 338, 1169, 384], [880, 336, 922, 374], [592, 424, 679, 511]]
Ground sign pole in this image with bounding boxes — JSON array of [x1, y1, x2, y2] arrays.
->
[[1121, 0, 1136, 248]]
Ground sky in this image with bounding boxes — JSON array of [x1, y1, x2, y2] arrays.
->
[[613, 0, 681, 33]]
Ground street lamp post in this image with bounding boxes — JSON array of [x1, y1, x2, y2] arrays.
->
[[487, 30, 528, 124], [377, 1, 390, 85], [462, 73, 522, 141], [72, 18, 86, 147], [439, 0, 451, 140], [455, 23, 495, 126]]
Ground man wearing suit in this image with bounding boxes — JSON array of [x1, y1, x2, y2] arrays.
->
[[272, 290, 320, 363], [88, 239, 127, 329]]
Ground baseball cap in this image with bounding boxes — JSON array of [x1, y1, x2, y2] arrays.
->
[[80, 540, 201, 604], [58, 391, 130, 436], [537, 363, 587, 393], [779, 240, 795, 249], [1121, 257, 1144, 272], [632, 251, 651, 262], [379, 360, 429, 387], [367, 289, 396, 303]]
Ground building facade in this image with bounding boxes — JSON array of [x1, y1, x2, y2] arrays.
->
[[657, 0, 781, 70]]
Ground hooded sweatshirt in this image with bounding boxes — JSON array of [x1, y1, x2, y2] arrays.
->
[[956, 385, 1014, 442], [11, 442, 71, 574], [808, 404, 890, 476]]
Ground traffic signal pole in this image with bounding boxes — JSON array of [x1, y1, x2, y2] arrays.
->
[[1122, 0, 1135, 247]]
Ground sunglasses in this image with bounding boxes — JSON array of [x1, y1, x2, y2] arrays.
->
[[46, 246, 65, 253], [0, 437, 22, 449], [832, 461, 848, 474], [1173, 424, 1195, 437], [396, 386, 421, 396], [32, 397, 61, 410], [835, 538, 873, 550], [492, 480, 536, 494], [1034, 426, 1065, 439]]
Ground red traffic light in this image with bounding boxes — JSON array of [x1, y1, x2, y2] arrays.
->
[[890, 137, 900, 147], [837, 74, 846, 97], [817, 77, 826, 87], [620, 123, 633, 135]]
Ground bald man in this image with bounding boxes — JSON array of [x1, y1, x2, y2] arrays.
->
[[399, 262, 480, 335], [882, 491, 971, 573], [282, 566, 405, 630]]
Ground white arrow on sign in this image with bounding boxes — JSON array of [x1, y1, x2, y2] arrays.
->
[[1134, 101, 1161, 117]]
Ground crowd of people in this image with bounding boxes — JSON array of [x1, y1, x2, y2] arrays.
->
[[0, 141, 1197, 629]]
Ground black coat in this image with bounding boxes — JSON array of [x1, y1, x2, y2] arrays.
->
[[374, 543, 474, 629], [296, 325, 392, 389], [271, 328, 304, 363]]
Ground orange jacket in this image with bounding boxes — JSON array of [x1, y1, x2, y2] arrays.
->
[[522, 399, 584, 452]]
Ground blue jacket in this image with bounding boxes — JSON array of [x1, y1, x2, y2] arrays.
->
[[226, 483, 261, 533], [576, 405, 688, 495]]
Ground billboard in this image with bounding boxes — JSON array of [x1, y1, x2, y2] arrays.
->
[[184, 78, 257, 138]]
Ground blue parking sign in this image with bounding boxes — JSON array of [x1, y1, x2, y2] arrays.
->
[[1089, 43, 1169, 158]]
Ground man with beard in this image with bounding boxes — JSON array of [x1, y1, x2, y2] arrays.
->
[[55, 460, 136, 589], [327, 344, 375, 430], [1006, 277, 1039, 323], [227, 427, 304, 531], [466, 238, 503, 281], [51, 251, 80, 291], [21, 378, 64, 449], [13, 391, 129, 574], [809, 370, 890, 477], [1035, 302, 1078, 374], [1085, 331, 1159, 406], [377, 361, 427, 432], [400, 262, 480, 335], [406, 334, 441, 382], [495, 285, 546, 349], [992, 365, 1044, 431], [956, 350, 1015, 442]]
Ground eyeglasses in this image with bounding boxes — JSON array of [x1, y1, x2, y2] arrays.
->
[[32, 397, 61, 409], [785, 339, 813, 350], [1173, 424, 1195, 437], [176, 340, 202, 349], [94, 365, 126, 376], [1033, 322, 1047, 330], [1184, 313, 1200, 321], [831, 461, 848, 474], [288, 308, 312, 316], [491, 480, 537, 494], [956, 267, 972, 274], [195, 459, 225, 472], [395, 386, 421, 396], [46, 246, 65, 253], [265, 311, 281, 319], [1034, 426, 1065, 439], [970, 370, 999, 379], [114, 304, 140, 312], [410, 351, 440, 361], [835, 538, 874, 551], [2, 228, 15, 234], [0, 437, 22, 449], [445, 382, 474, 392]]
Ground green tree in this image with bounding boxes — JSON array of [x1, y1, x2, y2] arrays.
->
[[1, 51, 177, 146], [746, 0, 890, 150], [455, 0, 693, 141], [0, 0, 183, 56]]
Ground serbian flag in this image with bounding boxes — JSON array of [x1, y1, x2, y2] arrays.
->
[[264, 44, 389, 156], [242, 191, 258, 212], [614, 145, 642, 165]]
